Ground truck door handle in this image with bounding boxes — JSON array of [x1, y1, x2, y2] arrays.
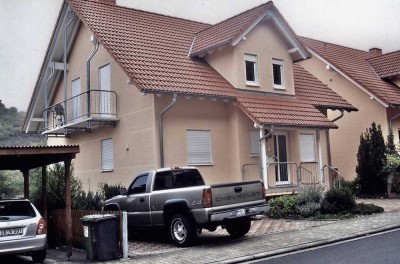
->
[[139, 198, 145, 202], [234, 187, 242, 193]]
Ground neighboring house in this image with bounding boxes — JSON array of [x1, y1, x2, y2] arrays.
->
[[23, 0, 356, 195], [298, 37, 400, 180]]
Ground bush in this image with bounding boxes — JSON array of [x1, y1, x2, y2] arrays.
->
[[352, 203, 384, 215], [99, 182, 125, 201], [268, 195, 297, 218], [321, 187, 356, 214], [295, 186, 323, 218]]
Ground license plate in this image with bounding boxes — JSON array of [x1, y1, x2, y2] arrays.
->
[[237, 209, 246, 216], [0, 228, 23, 237]]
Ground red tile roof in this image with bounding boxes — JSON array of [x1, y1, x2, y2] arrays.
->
[[367, 50, 400, 79], [68, 0, 237, 98], [190, 2, 273, 56], [66, 0, 341, 129], [293, 64, 357, 111], [237, 94, 337, 128], [300, 37, 400, 107]]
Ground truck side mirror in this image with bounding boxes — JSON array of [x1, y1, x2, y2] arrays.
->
[[119, 188, 127, 195]]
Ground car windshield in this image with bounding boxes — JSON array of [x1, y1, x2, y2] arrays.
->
[[0, 201, 36, 221]]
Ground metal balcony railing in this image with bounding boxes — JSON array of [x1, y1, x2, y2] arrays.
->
[[266, 162, 298, 188], [242, 164, 261, 182], [298, 162, 319, 185], [43, 89, 117, 132]]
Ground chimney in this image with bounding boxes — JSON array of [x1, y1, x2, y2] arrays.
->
[[369, 48, 382, 57]]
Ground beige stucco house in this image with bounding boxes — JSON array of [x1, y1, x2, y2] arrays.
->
[[298, 37, 400, 180], [23, 0, 356, 195]]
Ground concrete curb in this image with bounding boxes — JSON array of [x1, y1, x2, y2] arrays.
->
[[213, 224, 400, 264]]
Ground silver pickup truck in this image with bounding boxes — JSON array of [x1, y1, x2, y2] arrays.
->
[[104, 167, 269, 246]]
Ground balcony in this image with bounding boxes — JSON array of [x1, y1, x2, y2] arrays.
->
[[42, 90, 117, 135]]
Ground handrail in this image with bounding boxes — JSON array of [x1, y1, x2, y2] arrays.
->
[[322, 165, 343, 188], [298, 161, 319, 185]]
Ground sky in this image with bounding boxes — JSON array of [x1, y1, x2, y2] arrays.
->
[[1, 0, 400, 111]]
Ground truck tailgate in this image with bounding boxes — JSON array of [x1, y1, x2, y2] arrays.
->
[[210, 181, 264, 207]]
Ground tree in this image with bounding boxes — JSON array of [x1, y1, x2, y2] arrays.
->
[[386, 129, 397, 155], [355, 122, 387, 195]]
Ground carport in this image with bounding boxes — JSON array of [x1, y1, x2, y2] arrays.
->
[[0, 145, 80, 258]]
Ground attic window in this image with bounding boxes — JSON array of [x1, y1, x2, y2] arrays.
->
[[272, 59, 284, 89], [245, 54, 259, 86]]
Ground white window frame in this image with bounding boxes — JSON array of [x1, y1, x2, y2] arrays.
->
[[249, 130, 260, 156], [71, 78, 81, 121], [187, 130, 213, 165], [272, 59, 285, 89], [299, 133, 316, 162], [245, 54, 259, 86], [101, 138, 113, 172], [99, 64, 112, 117]]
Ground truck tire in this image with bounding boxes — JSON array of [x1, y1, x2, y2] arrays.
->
[[169, 214, 197, 247], [225, 218, 251, 238]]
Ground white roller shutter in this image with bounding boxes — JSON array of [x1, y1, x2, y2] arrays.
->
[[99, 64, 111, 116], [299, 134, 316, 162], [187, 130, 212, 165], [71, 78, 81, 120], [249, 131, 260, 156], [101, 138, 113, 171]]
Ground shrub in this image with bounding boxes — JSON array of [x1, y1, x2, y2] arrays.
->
[[321, 187, 356, 214], [267, 195, 297, 218], [295, 186, 323, 218], [99, 182, 125, 201], [352, 203, 384, 215]]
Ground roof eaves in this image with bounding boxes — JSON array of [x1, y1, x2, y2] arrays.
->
[[307, 48, 390, 108]]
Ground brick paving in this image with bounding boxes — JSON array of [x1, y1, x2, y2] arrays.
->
[[46, 199, 400, 263]]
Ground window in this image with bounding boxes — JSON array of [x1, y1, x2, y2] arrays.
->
[[299, 134, 316, 162], [245, 54, 258, 86], [99, 64, 111, 117], [101, 138, 113, 171], [187, 130, 212, 165], [272, 59, 284, 88], [71, 78, 81, 120], [128, 174, 148, 195], [249, 131, 260, 156], [154, 169, 205, 191]]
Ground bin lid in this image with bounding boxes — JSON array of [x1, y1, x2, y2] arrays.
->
[[80, 214, 117, 222]]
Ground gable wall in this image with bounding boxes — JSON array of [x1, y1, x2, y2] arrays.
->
[[48, 24, 157, 190], [298, 56, 388, 180], [205, 19, 295, 95]]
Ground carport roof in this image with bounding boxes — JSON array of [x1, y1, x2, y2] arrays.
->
[[0, 145, 80, 171]]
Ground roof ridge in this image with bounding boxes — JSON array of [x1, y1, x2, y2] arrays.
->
[[193, 1, 272, 36], [299, 36, 369, 54], [72, 0, 211, 27]]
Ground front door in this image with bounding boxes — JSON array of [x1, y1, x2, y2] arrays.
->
[[273, 133, 290, 185]]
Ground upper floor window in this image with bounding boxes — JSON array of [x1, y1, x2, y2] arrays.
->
[[187, 130, 213, 165], [272, 59, 284, 89], [101, 138, 113, 172], [245, 54, 259, 86]]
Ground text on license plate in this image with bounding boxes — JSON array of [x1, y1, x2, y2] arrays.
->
[[236, 209, 246, 216], [0, 228, 23, 237]]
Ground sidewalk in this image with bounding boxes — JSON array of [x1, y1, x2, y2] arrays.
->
[[46, 199, 400, 263]]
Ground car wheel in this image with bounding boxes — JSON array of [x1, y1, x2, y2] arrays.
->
[[169, 214, 197, 247], [32, 249, 46, 263], [225, 218, 251, 238]]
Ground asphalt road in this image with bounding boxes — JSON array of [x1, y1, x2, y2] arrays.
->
[[250, 228, 400, 264]]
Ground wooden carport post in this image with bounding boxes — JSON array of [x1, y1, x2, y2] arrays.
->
[[41, 166, 48, 222], [65, 159, 72, 259], [22, 170, 29, 199]]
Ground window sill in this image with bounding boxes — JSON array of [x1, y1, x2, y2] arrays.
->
[[246, 82, 260, 87], [188, 163, 214, 166], [101, 169, 114, 173], [250, 154, 260, 157], [273, 85, 286, 90]]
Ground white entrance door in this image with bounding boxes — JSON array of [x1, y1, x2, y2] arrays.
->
[[273, 133, 290, 185]]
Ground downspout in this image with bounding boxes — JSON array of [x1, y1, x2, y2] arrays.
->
[[159, 94, 177, 168], [326, 109, 345, 167], [86, 35, 99, 127], [259, 125, 273, 188], [44, 66, 55, 131], [63, 9, 75, 127]]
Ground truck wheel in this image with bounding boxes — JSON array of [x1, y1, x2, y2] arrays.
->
[[226, 218, 251, 238], [169, 214, 197, 247]]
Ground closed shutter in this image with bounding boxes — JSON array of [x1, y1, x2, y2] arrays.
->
[[187, 130, 212, 165], [99, 64, 111, 116], [71, 78, 81, 120], [101, 138, 113, 171], [299, 134, 315, 162], [249, 131, 260, 156]]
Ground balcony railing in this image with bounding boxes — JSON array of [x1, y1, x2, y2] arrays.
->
[[43, 89, 117, 133], [298, 162, 320, 185]]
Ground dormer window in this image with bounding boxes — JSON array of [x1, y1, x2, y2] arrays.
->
[[245, 54, 259, 86], [272, 59, 284, 89]]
